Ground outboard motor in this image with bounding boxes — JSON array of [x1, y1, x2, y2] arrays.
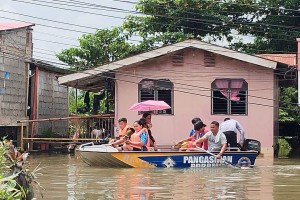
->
[[244, 139, 261, 155]]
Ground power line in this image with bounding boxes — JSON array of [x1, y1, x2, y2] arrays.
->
[[0, 10, 297, 51], [110, 0, 300, 14], [1, 49, 296, 112], [0, 57, 291, 115], [0, 16, 90, 34], [1, 44, 288, 82], [62, 67, 296, 111], [6, 0, 300, 40], [0, 9, 100, 31], [28, 0, 300, 30], [1, 31, 296, 81], [1, 23, 296, 66]]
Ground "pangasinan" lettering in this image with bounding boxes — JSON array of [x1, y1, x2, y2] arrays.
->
[[183, 156, 233, 164]]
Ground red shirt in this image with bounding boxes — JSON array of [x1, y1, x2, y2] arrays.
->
[[189, 128, 208, 150]]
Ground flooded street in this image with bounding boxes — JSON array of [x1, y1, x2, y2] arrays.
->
[[29, 153, 300, 200]]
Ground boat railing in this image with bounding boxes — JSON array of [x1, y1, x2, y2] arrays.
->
[[79, 142, 94, 148]]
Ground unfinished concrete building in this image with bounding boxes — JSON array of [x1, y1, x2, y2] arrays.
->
[[0, 22, 70, 147], [29, 59, 70, 139], [0, 22, 34, 145]]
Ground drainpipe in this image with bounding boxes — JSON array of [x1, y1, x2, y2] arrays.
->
[[114, 79, 118, 138], [30, 65, 39, 150], [297, 38, 300, 105]]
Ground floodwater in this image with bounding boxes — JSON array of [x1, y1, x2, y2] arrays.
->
[[28, 153, 300, 200]]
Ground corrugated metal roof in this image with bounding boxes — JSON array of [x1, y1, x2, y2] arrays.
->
[[256, 54, 296, 66], [0, 22, 34, 31]]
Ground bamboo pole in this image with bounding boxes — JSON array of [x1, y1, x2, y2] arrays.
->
[[18, 114, 114, 123]]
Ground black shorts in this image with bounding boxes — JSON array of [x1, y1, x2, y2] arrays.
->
[[132, 147, 141, 151]]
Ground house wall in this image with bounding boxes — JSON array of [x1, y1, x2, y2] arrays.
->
[[0, 27, 32, 146], [115, 48, 275, 156], [0, 28, 32, 125], [36, 69, 69, 135]]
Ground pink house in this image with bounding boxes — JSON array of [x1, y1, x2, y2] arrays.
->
[[59, 39, 289, 157]]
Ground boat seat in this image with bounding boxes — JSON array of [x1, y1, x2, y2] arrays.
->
[[226, 147, 240, 151], [157, 145, 175, 151]]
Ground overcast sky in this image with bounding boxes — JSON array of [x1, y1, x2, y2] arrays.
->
[[1, 0, 137, 67]]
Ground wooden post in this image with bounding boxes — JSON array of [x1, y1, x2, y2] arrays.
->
[[20, 123, 24, 151]]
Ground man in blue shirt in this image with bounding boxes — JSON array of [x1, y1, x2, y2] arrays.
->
[[189, 117, 202, 136]]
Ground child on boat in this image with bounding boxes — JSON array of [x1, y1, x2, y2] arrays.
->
[[175, 121, 208, 151], [188, 117, 202, 136], [122, 119, 149, 151]]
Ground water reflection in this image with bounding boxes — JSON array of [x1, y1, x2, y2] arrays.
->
[[29, 153, 300, 200]]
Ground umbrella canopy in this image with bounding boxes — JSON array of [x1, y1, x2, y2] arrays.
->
[[129, 100, 171, 111]]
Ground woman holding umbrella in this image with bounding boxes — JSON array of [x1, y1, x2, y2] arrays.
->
[[129, 100, 171, 151], [142, 112, 158, 151]]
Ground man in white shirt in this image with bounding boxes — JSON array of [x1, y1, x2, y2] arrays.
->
[[193, 121, 227, 159], [220, 118, 245, 148]]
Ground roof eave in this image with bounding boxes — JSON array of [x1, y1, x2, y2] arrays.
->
[[58, 39, 279, 87]]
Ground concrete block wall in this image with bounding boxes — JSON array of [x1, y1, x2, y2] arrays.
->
[[37, 70, 68, 136], [0, 28, 31, 126]]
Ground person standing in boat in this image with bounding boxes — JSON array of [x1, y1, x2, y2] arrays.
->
[[175, 121, 208, 151], [142, 112, 158, 151], [188, 117, 202, 136], [122, 119, 149, 151], [220, 118, 245, 148], [193, 121, 227, 159]]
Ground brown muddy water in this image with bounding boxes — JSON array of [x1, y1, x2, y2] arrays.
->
[[29, 153, 300, 200]]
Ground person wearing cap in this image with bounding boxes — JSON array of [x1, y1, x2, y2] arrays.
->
[[188, 117, 202, 137], [176, 121, 208, 151], [220, 118, 245, 148]]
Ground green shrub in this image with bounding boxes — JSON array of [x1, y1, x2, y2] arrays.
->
[[278, 138, 292, 158], [0, 140, 43, 199]]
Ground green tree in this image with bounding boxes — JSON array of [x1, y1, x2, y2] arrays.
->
[[69, 88, 86, 114], [279, 87, 300, 123], [57, 0, 299, 68]]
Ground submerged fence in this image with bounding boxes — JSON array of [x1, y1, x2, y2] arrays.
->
[[18, 114, 115, 151]]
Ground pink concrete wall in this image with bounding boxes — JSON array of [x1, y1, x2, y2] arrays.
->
[[115, 49, 275, 150]]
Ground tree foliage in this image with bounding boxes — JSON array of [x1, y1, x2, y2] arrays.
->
[[57, 27, 139, 69], [68, 88, 114, 115], [57, 0, 299, 68], [279, 87, 300, 123]]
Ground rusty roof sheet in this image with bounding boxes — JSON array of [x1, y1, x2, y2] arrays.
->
[[256, 54, 296, 66]]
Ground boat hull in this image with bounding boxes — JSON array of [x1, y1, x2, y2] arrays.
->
[[77, 149, 257, 168]]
